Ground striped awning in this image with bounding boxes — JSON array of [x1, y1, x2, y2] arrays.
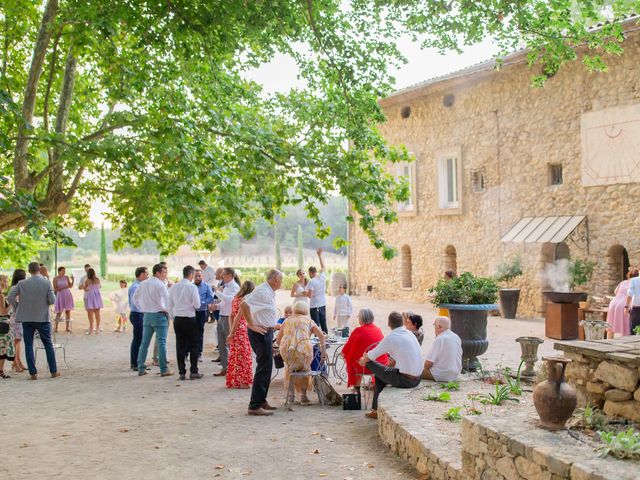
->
[[501, 216, 586, 243]]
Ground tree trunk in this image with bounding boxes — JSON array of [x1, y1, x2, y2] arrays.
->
[[48, 50, 77, 202], [13, 0, 59, 192]]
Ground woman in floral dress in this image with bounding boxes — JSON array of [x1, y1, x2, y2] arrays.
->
[[276, 301, 326, 405], [226, 280, 255, 389], [0, 275, 15, 379]]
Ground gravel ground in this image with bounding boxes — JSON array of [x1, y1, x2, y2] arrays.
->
[[1, 289, 554, 480]]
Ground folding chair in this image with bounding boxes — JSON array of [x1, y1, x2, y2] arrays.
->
[[283, 341, 327, 408], [35, 330, 69, 369]]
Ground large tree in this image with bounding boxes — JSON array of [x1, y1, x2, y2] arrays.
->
[[1, 1, 636, 260]]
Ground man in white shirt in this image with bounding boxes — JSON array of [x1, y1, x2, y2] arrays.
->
[[359, 312, 423, 419], [213, 267, 240, 376], [307, 248, 328, 334], [77, 263, 90, 291], [169, 265, 202, 380], [198, 260, 217, 287], [422, 316, 462, 382], [625, 275, 640, 335], [239, 269, 283, 416], [133, 263, 173, 377]]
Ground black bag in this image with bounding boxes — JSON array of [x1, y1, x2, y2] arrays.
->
[[0, 321, 10, 335], [273, 352, 284, 369], [342, 392, 362, 410]]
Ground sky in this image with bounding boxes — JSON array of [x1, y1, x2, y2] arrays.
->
[[89, 38, 500, 227]]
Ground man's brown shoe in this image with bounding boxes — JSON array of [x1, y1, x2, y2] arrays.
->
[[160, 370, 174, 377], [247, 408, 273, 416], [261, 402, 278, 410], [51, 372, 60, 378], [213, 370, 227, 377], [30, 374, 37, 380], [365, 410, 378, 419]]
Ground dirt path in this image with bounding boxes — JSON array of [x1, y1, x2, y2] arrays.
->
[[1, 291, 553, 480]]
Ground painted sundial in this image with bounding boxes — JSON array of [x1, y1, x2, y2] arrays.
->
[[581, 103, 640, 186]]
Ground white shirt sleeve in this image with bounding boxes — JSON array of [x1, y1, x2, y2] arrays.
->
[[191, 286, 201, 310], [367, 335, 391, 360]]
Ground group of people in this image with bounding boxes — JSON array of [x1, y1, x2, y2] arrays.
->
[[1, 253, 465, 422]]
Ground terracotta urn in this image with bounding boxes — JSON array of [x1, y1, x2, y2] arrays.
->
[[533, 356, 577, 430]]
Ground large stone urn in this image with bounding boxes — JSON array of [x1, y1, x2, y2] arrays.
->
[[441, 303, 498, 372], [499, 288, 521, 319], [579, 320, 608, 341], [515, 336, 544, 378], [533, 356, 577, 430]]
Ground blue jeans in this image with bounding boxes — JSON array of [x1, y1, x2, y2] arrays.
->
[[129, 312, 144, 368], [137, 313, 169, 373], [22, 322, 57, 376]]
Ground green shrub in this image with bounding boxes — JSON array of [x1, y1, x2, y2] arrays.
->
[[598, 428, 640, 459], [494, 256, 522, 287], [429, 271, 499, 306], [569, 259, 596, 290]]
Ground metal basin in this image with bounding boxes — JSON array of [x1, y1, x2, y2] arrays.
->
[[542, 291, 588, 304]]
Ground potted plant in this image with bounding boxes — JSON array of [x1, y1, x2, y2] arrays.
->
[[495, 256, 523, 319], [429, 272, 499, 372], [569, 258, 595, 291]]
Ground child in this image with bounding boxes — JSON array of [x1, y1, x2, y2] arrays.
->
[[275, 305, 293, 331], [333, 284, 352, 335], [110, 280, 129, 333], [0, 275, 15, 379]]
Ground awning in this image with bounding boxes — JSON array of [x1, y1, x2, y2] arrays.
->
[[501, 216, 586, 243]]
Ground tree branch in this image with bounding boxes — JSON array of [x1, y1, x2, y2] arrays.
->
[[43, 26, 62, 134], [13, 0, 59, 192]]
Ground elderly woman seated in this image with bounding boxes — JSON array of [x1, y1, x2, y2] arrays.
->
[[403, 312, 424, 345], [276, 301, 326, 405], [340, 308, 388, 391]]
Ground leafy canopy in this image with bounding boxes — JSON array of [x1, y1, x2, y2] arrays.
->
[[1, 1, 638, 261]]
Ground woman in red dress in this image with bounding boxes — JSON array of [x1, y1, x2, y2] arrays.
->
[[341, 308, 388, 390], [226, 280, 255, 389]]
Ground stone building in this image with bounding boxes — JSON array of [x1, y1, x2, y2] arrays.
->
[[348, 20, 640, 318]]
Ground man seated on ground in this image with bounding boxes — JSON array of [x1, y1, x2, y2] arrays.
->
[[358, 311, 423, 419], [421, 316, 462, 382]]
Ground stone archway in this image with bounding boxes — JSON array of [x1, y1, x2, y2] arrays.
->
[[537, 242, 571, 314], [401, 245, 412, 288], [444, 245, 457, 275], [606, 244, 629, 293]]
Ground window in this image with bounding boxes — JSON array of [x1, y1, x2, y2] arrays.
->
[[472, 168, 486, 193], [437, 148, 462, 210], [396, 160, 416, 213], [548, 164, 563, 185], [401, 245, 412, 288]]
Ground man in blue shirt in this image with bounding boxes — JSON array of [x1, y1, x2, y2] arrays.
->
[[194, 269, 214, 360], [128, 266, 149, 370]]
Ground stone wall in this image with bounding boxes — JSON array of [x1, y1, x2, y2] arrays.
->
[[349, 25, 640, 318], [555, 340, 640, 423], [462, 414, 635, 480], [378, 387, 635, 480]]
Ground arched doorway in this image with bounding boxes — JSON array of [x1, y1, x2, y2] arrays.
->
[[537, 242, 571, 313], [401, 245, 412, 288], [607, 245, 629, 293], [444, 245, 457, 275], [555, 242, 570, 261]]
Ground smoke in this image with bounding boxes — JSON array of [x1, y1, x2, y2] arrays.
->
[[540, 259, 571, 292]]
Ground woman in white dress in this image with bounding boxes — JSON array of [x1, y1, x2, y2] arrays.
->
[[290, 269, 309, 305]]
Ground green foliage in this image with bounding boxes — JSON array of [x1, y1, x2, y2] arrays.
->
[[578, 405, 607, 431], [440, 381, 461, 391], [100, 225, 108, 278], [3, 1, 639, 264], [429, 272, 499, 306], [479, 384, 519, 406], [297, 225, 304, 270], [422, 390, 451, 402], [634, 326, 640, 335], [569, 259, 596, 289], [598, 428, 640, 460], [443, 406, 462, 422], [495, 256, 522, 286]]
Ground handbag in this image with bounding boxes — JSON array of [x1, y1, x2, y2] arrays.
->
[[0, 320, 10, 335], [342, 392, 362, 410]]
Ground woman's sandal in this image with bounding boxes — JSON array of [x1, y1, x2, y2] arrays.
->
[[0, 371, 11, 379]]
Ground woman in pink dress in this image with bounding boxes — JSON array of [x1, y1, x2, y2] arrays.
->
[[226, 280, 255, 389], [608, 269, 638, 337], [83, 268, 104, 335], [53, 266, 75, 333]]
